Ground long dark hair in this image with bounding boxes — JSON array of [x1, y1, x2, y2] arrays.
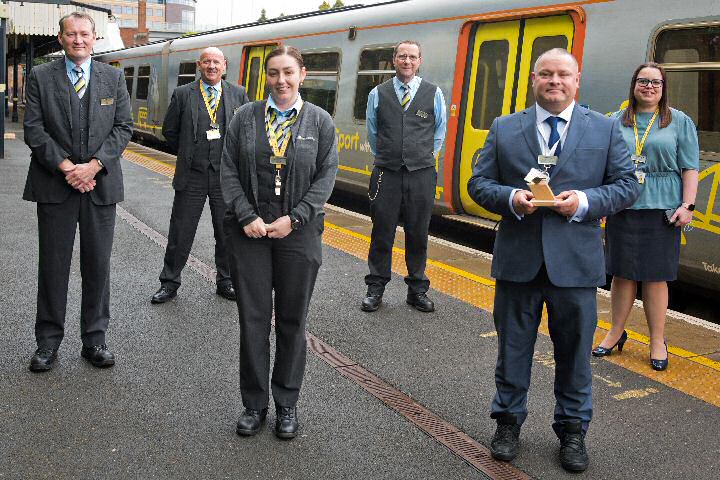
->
[[621, 62, 672, 128], [263, 45, 304, 71]]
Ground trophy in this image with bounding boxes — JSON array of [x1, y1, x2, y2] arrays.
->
[[524, 168, 556, 207]]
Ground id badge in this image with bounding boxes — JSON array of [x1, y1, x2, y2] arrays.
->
[[631, 154, 646, 164], [537, 155, 558, 166], [270, 156, 287, 166], [206, 129, 221, 140], [635, 170, 646, 184]]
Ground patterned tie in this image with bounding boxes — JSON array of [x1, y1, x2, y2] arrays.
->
[[545, 116, 562, 156], [268, 107, 298, 150], [400, 83, 410, 110], [207, 85, 217, 111], [73, 67, 86, 99]]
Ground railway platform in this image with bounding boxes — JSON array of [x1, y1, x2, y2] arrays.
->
[[1, 121, 719, 479]]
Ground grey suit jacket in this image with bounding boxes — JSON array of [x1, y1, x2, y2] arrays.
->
[[468, 104, 640, 288], [162, 79, 250, 191], [23, 58, 133, 205]]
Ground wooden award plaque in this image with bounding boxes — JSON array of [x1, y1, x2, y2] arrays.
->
[[529, 181, 556, 207]]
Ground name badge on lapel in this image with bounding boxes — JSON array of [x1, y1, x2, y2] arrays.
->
[[415, 110, 429, 119], [100, 98, 114, 106]]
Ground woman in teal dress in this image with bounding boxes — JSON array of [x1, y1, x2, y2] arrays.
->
[[592, 62, 699, 371]]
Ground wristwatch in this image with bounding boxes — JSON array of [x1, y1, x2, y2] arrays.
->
[[290, 215, 302, 230], [681, 202, 695, 211], [96, 159, 104, 170]]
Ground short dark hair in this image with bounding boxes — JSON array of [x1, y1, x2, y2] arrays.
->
[[621, 62, 672, 129], [59, 12, 96, 34], [393, 40, 422, 58], [264, 45, 304, 71]]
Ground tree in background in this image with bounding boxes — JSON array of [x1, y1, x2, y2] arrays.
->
[[333, 0, 345, 7], [258, 8, 268, 21], [319, 1, 331, 10]]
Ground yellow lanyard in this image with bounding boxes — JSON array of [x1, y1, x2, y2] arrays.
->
[[265, 100, 303, 158], [200, 82, 221, 125], [633, 109, 659, 156]]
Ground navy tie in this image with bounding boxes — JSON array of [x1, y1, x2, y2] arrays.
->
[[545, 116, 562, 156]]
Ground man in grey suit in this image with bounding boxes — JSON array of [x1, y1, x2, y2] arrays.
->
[[23, 12, 132, 371], [468, 49, 639, 472], [151, 47, 250, 304]]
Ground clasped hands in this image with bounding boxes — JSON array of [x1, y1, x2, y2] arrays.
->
[[512, 189, 579, 217], [59, 158, 102, 193], [243, 216, 292, 239]]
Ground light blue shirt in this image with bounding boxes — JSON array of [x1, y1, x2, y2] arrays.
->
[[267, 93, 303, 117], [366, 75, 447, 157], [200, 78, 222, 97], [509, 102, 589, 222], [65, 56, 91, 87]]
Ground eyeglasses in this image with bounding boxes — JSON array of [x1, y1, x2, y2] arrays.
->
[[396, 54, 420, 62], [636, 78, 664, 88]]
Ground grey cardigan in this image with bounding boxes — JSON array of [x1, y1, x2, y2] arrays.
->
[[220, 100, 338, 228]]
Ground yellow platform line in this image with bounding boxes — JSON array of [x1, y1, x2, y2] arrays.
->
[[122, 147, 720, 408]]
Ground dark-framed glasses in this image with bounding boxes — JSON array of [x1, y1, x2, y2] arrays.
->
[[396, 54, 420, 62], [636, 78, 664, 88]]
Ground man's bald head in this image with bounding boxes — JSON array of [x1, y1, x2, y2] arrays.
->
[[199, 46, 225, 62]]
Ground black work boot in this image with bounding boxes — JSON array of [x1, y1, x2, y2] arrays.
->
[[559, 421, 589, 472], [490, 413, 521, 461]]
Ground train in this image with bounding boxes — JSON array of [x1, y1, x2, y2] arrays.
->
[[95, 0, 720, 294]]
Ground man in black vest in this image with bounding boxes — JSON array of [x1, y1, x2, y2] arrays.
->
[[23, 12, 133, 371], [151, 47, 250, 304], [362, 40, 447, 313]]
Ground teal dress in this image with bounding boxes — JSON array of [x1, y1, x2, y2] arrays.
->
[[605, 108, 699, 281]]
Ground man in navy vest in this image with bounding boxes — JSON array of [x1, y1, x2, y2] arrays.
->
[[151, 47, 249, 304], [362, 40, 447, 313]]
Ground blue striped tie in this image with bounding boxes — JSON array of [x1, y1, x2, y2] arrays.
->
[[73, 67, 86, 99], [207, 85, 217, 111]]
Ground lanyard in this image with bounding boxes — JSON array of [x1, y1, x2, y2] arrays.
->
[[265, 100, 303, 158], [538, 117, 570, 157], [633, 109, 659, 156], [200, 83, 221, 125]]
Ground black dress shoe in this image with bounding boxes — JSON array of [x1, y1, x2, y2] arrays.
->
[[81, 345, 115, 368], [275, 406, 299, 439], [236, 408, 268, 436], [29, 348, 58, 372], [406, 293, 435, 313], [490, 413, 521, 461], [216, 283, 237, 301], [559, 422, 589, 472], [361, 293, 382, 312], [151, 285, 177, 304]]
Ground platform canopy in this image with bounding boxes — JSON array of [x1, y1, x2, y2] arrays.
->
[[7, 1, 110, 38]]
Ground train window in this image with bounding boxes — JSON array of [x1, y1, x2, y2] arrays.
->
[[524, 35, 568, 108], [124, 66, 134, 96], [177, 62, 196, 87], [654, 26, 720, 156], [471, 40, 510, 131], [300, 52, 340, 116], [136, 65, 151, 101], [247, 57, 261, 102], [354, 48, 395, 120]]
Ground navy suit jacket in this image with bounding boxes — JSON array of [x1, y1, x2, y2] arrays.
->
[[23, 59, 133, 205], [468, 104, 640, 288]]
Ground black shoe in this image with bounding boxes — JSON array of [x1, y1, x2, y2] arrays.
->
[[216, 283, 237, 301], [650, 341, 669, 371], [559, 422, 589, 472], [406, 293, 435, 313], [361, 293, 382, 312], [151, 285, 177, 304], [29, 348, 58, 372], [592, 330, 628, 357], [81, 345, 115, 368], [275, 406, 299, 439], [236, 408, 268, 436], [490, 414, 521, 461]]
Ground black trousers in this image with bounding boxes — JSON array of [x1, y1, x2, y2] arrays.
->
[[35, 192, 116, 349], [225, 216, 323, 409], [365, 165, 436, 295], [160, 167, 231, 289]]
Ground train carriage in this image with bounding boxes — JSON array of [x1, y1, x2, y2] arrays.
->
[[95, 0, 720, 294]]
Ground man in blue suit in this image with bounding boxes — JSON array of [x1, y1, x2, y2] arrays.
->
[[468, 49, 639, 472]]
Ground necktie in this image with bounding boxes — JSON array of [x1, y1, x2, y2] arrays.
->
[[268, 107, 298, 152], [545, 116, 562, 156], [400, 83, 410, 110], [207, 85, 217, 111], [73, 67, 86, 99]]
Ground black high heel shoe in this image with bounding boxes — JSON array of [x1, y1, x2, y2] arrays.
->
[[592, 330, 628, 357], [650, 341, 669, 371]]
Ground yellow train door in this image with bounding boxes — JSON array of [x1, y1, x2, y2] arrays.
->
[[457, 15, 575, 218], [242, 45, 277, 101]]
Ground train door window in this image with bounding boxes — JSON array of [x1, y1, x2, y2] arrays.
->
[[654, 25, 720, 157], [242, 45, 276, 101], [247, 57, 261, 100], [523, 35, 569, 108], [136, 65, 151, 100], [353, 47, 394, 120], [124, 66, 135, 97], [177, 62, 197, 86], [470, 40, 510, 131], [300, 51, 340, 116]]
